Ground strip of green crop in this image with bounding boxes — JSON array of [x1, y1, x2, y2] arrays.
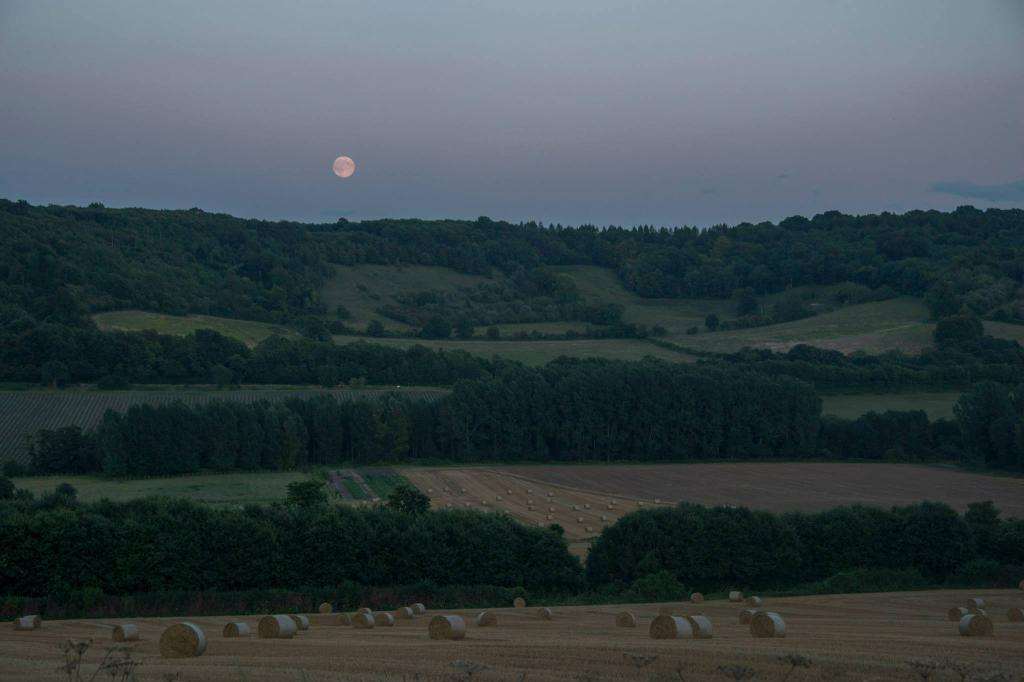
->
[[341, 478, 369, 500]]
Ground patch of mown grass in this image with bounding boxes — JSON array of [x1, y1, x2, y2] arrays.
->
[[362, 471, 408, 498]]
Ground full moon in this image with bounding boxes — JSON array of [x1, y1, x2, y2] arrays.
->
[[332, 155, 356, 178]]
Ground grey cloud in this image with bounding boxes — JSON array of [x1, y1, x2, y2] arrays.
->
[[930, 179, 1024, 203]]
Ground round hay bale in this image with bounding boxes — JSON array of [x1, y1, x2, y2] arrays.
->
[[548, 507, 555, 512], [948, 606, 970, 621], [545, 514, 553, 520], [258, 615, 297, 639], [413, 603, 426, 615], [572, 505, 580, 511], [112, 624, 139, 642], [585, 526, 594, 533], [537, 607, 553, 620], [496, 495, 502, 501], [528, 505, 535, 511], [476, 611, 497, 627], [506, 489, 512, 495], [12, 615, 41, 630], [728, 590, 744, 603], [690, 592, 704, 603], [606, 504, 614, 510], [428, 615, 466, 640], [332, 613, 353, 626], [289, 614, 310, 631], [739, 609, 759, 624], [615, 611, 637, 628], [527, 488, 533, 494], [1007, 607, 1023, 622], [353, 612, 375, 629], [601, 515, 608, 521], [223, 622, 251, 637], [373, 612, 396, 627], [547, 492, 553, 497], [318, 602, 333, 614], [576, 516, 584, 523], [686, 614, 713, 639], [958, 613, 993, 637], [746, 596, 763, 607], [513, 597, 526, 608], [358, 607, 372, 615], [159, 622, 207, 658], [966, 597, 985, 609], [649, 615, 693, 639], [395, 606, 414, 620], [750, 612, 785, 638]]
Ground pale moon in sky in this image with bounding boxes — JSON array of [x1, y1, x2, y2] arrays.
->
[[332, 155, 356, 178]]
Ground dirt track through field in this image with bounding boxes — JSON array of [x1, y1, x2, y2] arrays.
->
[[3, 590, 1022, 680]]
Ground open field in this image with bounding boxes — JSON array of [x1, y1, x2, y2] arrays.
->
[[0, 388, 447, 465], [673, 297, 934, 354], [494, 463, 1024, 517], [821, 392, 961, 420], [14, 471, 310, 506], [93, 310, 297, 346], [401, 464, 1024, 555], [321, 263, 492, 332], [2, 589, 1022, 681], [330, 334, 692, 365]]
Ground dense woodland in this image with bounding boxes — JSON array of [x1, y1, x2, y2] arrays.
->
[[24, 369, 1024, 475], [0, 491, 1019, 606], [587, 501, 1024, 591]]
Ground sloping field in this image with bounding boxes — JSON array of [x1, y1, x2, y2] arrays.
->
[[2, 590, 1022, 681], [0, 388, 447, 465], [494, 463, 1024, 518], [330, 334, 692, 365], [321, 264, 492, 332], [400, 467, 673, 557], [93, 310, 297, 346]]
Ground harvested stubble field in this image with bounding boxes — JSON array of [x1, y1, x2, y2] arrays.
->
[[2, 590, 1022, 680], [400, 464, 1024, 555], [399, 467, 673, 557]]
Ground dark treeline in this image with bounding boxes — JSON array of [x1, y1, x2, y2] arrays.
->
[[1, 493, 1020, 609], [586, 501, 1024, 592], [1, 327, 496, 387], [27, 364, 1024, 476], [28, 361, 822, 477], [0, 496, 582, 599], [4, 199, 1024, 370]]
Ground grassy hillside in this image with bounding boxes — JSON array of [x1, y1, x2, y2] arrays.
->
[[821, 392, 961, 420], [328, 334, 691, 365], [673, 297, 933, 353], [94, 310, 297, 346], [321, 264, 492, 332]]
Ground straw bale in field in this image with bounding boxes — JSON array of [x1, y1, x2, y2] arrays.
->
[[690, 592, 704, 603], [12, 615, 41, 630], [358, 607, 372, 615], [739, 609, 759, 624], [537, 607, 553, 620], [746, 596, 763, 607], [947, 606, 969, 621], [615, 611, 637, 628], [258, 615, 297, 639], [428, 615, 465, 640], [686, 614, 713, 639], [728, 591, 743, 602], [112, 624, 139, 642], [223, 622, 250, 637], [353, 612, 375, 628], [513, 597, 526, 608], [649, 615, 693, 639], [966, 597, 985, 609], [289, 614, 310, 631], [750, 612, 785, 638], [958, 613, 993, 636], [318, 602, 332, 614], [395, 606, 414, 620], [159, 622, 207, 658], [373, 612, 395, 626], [332, 613, 353, 626], [1007, 607, 1023, 622], [476, 611, 497, 627]]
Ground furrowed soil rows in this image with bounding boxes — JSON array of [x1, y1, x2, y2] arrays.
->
[[0, 388, 447, 465], [1, 590, 1021, 681]]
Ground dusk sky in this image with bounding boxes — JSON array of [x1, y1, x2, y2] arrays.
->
[[1, 1, 1022, 227]]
